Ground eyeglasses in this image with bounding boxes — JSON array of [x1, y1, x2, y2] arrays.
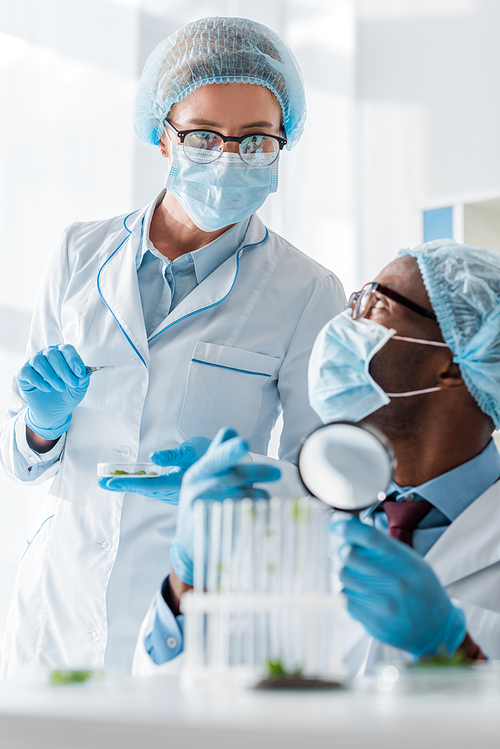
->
[[347, 282, 438, 322], [165, 120, 287, 167]]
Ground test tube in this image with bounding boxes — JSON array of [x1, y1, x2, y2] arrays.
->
[[206, 502, 222, 669], [192, 500, 205, 594], [268, 497, 281, 661], [254, 499, 269, 665], [191, 500, 206, 671], [240, 498, 255, 665], [268, 497, 281, 594], [240, 498, 254, 593], [207, 501, 222, 594], [295, 497, 309, 595], [218, 499, 234, 670], [220, 499, 234, 594], [231, 501, 243, 667]]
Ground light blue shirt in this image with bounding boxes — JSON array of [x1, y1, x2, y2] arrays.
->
[[137, 198, 250, 337], [144, 580, 184, 664], [364, 439, 500, 556], [146, 439, 500, 665]]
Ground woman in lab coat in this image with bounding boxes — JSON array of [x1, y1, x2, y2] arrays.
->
[[0, 18, 345, 676]]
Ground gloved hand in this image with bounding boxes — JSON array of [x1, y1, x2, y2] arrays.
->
[[98, 436, 211, 504], [332, 516, 466, 659], [171, 426, 281, 585], [17, 344, 91, 440]]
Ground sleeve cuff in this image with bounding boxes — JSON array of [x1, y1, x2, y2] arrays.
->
[[144, 582, 184, 665], [13, 412, 65, 478]]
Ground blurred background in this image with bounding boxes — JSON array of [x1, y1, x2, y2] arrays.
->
[[1, 0, 500, 637]]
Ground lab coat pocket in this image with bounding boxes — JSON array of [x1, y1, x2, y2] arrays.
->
[[178, 341, 280, 440]]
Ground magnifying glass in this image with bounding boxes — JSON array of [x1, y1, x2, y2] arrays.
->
[[298, 421, 397, 514]]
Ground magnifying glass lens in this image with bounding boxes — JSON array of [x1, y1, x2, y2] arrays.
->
[[298, 422, 395, 512]]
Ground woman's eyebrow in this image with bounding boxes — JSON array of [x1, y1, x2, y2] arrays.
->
[[185, 119, 275, 129], [240, 121, 275, 129]]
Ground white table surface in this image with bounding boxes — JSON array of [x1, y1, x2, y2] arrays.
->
[[0, 668, 499, 749]]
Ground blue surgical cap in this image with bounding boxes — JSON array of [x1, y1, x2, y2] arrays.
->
[[134, 17, 306, 149], [399, 239, 500, 429]]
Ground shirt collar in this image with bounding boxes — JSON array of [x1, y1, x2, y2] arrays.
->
[[136, 191, 250, 279], [365, 439, 500, 522], [191, 216, 251, 284]]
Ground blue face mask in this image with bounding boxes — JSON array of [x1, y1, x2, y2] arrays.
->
[[165, 144, 279, 232], [308, 310, 445, 424]]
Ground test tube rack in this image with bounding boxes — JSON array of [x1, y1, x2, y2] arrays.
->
[[181, 496, 345, 688]]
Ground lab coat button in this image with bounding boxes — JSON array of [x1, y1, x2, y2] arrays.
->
[[166, 636, 177, 649], [99, 540, 110, 552], [90, 628, 101, 642], [120, 447, 131, 458]]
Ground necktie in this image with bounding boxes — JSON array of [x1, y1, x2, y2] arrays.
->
[[380, 496, 433, 547]]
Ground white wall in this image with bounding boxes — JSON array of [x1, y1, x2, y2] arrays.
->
[[356, 0, 500, 280]]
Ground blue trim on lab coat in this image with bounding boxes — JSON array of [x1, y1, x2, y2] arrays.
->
[[96, 211, 147, 366]]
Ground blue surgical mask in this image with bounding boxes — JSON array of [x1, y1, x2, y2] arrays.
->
[[308, 310, 445, 423], [165, 144, 279, 232]]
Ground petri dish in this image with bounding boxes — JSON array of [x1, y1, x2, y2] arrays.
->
[[97, 462, 169, 478]]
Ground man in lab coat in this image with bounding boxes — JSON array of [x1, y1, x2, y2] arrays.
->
[[134, 239, 500, 674], [0, 18, 345, 677]]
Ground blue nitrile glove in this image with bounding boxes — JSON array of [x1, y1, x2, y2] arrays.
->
[[17, 344, 91, 440], [332, 516, 466, 659], [98, 436, 211, 504], [171, 426, 281, 585]]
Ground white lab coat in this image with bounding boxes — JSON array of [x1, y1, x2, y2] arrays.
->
[[341, 478, 500, 674], [0, 196, 345, 677], [133, 479, 500, 675]]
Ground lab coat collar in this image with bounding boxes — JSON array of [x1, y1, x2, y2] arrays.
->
[[147, 212, 268, 341], [136, 191, 251, 288], [134, 191, 252, 284], [97, 204, 151, 367], [192, 217, 251, 285], [97, 194, 268, 356], [425, 479, 500, 587], [125, 195, 159, 240], [135, 191, 166, 269]]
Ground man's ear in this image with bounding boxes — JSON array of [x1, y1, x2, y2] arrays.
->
[[437, 355, 465, 389]]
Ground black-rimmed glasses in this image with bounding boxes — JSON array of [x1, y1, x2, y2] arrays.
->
[[347, 282, 438, 322], [165, 120, 287, 167]]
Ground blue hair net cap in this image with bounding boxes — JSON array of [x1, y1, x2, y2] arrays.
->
[[398, 239, 500, 428], [134, 16, 306, 149]]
